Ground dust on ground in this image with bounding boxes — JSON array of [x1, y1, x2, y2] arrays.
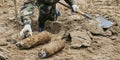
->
[[0, 0, 120, 60]]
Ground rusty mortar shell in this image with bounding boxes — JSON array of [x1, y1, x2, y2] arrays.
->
[[38, 40, 65, 58], [16, 31, 52, 49]]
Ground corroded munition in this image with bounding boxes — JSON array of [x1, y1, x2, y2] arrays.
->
[[38, 40, 65, 58], [16, 31, 52, 49]]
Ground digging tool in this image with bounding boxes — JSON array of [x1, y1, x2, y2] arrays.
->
[[58, 2, 113, 28]]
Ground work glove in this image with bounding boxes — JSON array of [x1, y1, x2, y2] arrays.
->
[[71, 4, 79, 13], [20, 24, 32, 39]]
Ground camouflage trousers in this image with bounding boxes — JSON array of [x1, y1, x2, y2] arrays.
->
[[20, 3, 60, 31]]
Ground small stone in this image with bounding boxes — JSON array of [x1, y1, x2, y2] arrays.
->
[[71, 44, 82, 49], [7, 4, 14, 7], [0, 4, 2, 7], [3, 11, 8, 14], [6, 38, 17, 44], [109, 36, 117, 40], [0, 40, 8, 46], [7, 17, 15, 21], [103, 30, 112, 36], [87, 47, 95, 53], [0, 23, 7, 27], [10, 39, 17, 44]]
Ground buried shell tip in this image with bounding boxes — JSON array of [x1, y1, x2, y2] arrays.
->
[[38, 50, 47, 59]]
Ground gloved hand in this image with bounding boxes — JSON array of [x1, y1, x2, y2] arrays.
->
[[20, 24, 32, 39], [72, 4, 79, 12]]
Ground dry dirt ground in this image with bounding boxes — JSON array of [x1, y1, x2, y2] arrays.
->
[[0, 0, 120, 60]]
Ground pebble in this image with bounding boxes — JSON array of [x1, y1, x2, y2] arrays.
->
[[0, 41, 8, 46]]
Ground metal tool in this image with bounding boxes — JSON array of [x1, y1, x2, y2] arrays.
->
[[58, 2, 113, 28]]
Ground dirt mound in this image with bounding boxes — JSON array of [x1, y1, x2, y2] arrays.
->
[[0, 0, 120, 60]]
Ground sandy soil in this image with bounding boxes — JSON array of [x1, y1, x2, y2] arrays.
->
[[0, 0, 120, 60]]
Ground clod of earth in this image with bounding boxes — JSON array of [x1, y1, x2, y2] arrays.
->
[[70, 30, 92, 49], [0, 40, 8, 46], [81, 20, 104, 35]]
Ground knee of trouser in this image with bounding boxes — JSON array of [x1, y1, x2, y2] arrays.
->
[[38, 17, 46, 28], [38, 22, 45, 32]]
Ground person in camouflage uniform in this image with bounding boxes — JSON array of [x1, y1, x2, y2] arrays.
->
[[20, 0, 78, 38]]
